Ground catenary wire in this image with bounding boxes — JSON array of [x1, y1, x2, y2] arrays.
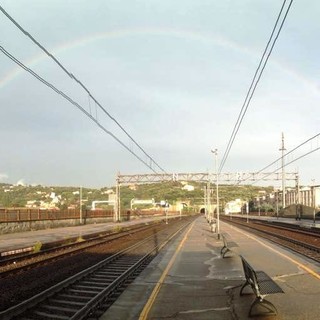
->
[[219, 0, 293, 173], [219, 0, 288, 173], [0, 45, 159, 174], [237, 132, 320, 185], [0, 5, 166, 174], [256, 133, 319, 175], [251, 147, 320, 185]]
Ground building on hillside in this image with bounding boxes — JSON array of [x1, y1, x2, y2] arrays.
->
[[284, 186, 320, 208], [224, 199, 243, 214], [253, 191, 276, 209], [182, 184, 195, 191], [26, 200, 38, 208], [253, 186, 320, 211]]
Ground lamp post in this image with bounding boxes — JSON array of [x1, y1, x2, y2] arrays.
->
[[211, 149, 220, 239], [279, 133, 286, 209]]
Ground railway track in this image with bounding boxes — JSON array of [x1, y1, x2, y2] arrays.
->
[[221, 216, 320, 263], [0, 217, 194, 319], [0, 223, 156, 276]]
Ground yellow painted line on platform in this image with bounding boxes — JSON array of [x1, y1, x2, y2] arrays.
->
[[139, 222, 195, 320], [234, 226, 320, 280]]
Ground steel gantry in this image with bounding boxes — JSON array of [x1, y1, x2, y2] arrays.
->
[[113, 171, 298, 221], [117, 172, 298, 185]]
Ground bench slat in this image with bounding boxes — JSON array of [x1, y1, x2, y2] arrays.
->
[[257, 278, 284, 295]]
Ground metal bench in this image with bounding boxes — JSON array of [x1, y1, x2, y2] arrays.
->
[[220, 233, 238, 258], [240, 255, 284, 317]]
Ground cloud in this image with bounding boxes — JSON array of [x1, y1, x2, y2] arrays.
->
[[0, 173, 9, 181], [16, 179, 26, 186]]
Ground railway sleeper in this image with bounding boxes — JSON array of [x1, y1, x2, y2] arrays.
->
[[71, 285, 103, 292], [89, 276, 115, 282], [81, 280, 111, 287], [92, 272, 120, 278], [98, 272, 124, 278], [95, 270, 124, 276], [14, 318, 41, 320], [114, 259, 140, 264], [113, 257, 140, 262], [113, 259, 142, 264], [48, 298, 87, 307], [36, 303, 78, 315], [31, 310, 70, 320], [57, 293, 92, 302], [67, 288, 99, 296], [104, 269, 128, 274], [101, 267, 130, 272], [103, 264, 132, 269]]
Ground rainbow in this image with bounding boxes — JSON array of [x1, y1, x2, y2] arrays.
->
[[0, 27, 318, 95], [0, 28, 254, 88]]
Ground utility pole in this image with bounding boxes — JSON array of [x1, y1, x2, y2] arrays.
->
[[279, 133, 286, 210], [115, 173, 121, 222], [211, 149, 220, 239]]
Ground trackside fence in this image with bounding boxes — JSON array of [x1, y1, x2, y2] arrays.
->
[[0, 208, 180, 223]]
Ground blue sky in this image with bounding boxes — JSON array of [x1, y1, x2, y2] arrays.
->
[[0, 0, 319, 188]]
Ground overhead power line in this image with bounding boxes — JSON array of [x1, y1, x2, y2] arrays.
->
[[256, 133, 320, 176], [0, 5, 166, 174], [0, 45, 159, 174], [239, 133, 320, 185], [219, 0, 293, 173], [251, 147, 319, 185]]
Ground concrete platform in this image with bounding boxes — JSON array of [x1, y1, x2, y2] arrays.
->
[[102, 216, 320, 320], [0, 216, 173, 255]]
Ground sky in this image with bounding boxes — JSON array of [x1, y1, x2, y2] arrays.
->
[[0, 0, 319, 188]]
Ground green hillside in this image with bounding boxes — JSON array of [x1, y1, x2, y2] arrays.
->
[[0, 182, 273, 211], [120, 182, 273, 208]]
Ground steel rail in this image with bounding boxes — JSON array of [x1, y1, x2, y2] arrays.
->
[[222, 217, 320, 262], [248, 218, 320, 236], [0, 219, 192, 319], [0, 223, 156, 276], [0, 223, 154, 266]]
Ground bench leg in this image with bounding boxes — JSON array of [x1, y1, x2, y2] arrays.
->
[[249, 297, 278, 317], [240, 280, 254, 296], [222, 248, 230, 258]]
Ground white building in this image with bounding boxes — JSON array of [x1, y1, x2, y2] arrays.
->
[[225, 199, 243, 214], [285, 186, 320, 208], [182, 184, 195, 191]]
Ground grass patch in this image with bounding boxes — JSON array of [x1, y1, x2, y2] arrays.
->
[[33, 241, 42, 253]]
